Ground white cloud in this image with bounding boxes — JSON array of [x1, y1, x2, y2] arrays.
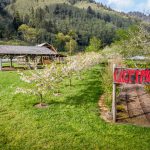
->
[[107, 0, 134, 8]]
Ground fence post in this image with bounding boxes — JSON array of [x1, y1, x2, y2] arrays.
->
[[112, 64, 116, 122]]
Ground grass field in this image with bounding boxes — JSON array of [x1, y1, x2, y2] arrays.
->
[[0, 65, 150, 150]]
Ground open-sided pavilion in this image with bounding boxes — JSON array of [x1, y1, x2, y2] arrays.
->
[[0, 44, 65, 70]]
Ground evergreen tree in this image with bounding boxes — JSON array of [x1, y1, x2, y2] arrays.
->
[[13, 11, 22, 30]]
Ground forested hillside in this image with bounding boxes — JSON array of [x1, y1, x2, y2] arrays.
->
[[128, 11, 150, 22], [0, 0, 15, 39], [0, 0, 140, 51]]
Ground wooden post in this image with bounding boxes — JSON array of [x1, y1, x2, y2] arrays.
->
[[59, 56, 61, 63], [10, 56, 13, 68], [0, 58, 2, 71], [112, 64, 116, 122]]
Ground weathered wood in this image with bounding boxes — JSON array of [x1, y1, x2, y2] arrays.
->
[[112, 64, 116, 122]]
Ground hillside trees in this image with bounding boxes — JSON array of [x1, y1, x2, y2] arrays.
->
[[12, 11, 22, 30], [55, 33, 67, 51], [116, 24, 150, 57], [0, 1, 137, 50], [86, 37, 102, 52], [68, 0, 94, 5], [87, 6, 95, 16], [0, 7, 15, 39], [65, 39, 77, 54], [51, 4, 118, 48], [55, 31, 77, 53], [0, 0, 14, 8], [65, 30, 78, 54], [18, 24, 40, 43], [31, 3, 134, 47]]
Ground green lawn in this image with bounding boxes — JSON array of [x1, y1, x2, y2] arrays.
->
[[0, 65, 150, 150]]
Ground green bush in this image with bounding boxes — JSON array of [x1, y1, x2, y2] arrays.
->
[[124, 60, 150, 68], [100, 65, 113, 108]]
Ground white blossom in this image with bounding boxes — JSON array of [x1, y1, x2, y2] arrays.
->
[[16, 52, 102, 103]]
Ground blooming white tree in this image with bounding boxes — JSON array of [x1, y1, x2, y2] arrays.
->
[[16, 52, 102, 107], [62, 52, 102, 85], [16, 63, 64, 106]]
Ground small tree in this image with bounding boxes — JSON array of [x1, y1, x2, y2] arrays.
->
[[55, 30, 77, 54], [65, 39, 77, 55], [18, 24, 39, 43], [55, 32, 66, 51], [16, 64, 64, 107], [86, 37, 102, 52], [63, 52, 102, 86]]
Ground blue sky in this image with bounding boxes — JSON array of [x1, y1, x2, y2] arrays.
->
[[95, 0, 150, 14]]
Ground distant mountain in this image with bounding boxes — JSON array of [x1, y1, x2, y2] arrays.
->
[[128, 12, 150, 22], [0, 0, 140, 49]]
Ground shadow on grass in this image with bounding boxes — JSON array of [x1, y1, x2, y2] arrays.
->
[[64, 67, 104, 105], [22, 66, 105, 107]]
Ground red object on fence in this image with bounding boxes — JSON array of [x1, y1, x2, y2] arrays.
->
[[114, 68, 150, 84]]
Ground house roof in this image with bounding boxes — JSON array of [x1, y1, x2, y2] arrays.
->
[[38, 43, 57, 53], [37, 43, 48, 47], [0, 45, 57, 56]]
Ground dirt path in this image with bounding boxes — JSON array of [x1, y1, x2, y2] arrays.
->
[[118, 84, 150, 127]]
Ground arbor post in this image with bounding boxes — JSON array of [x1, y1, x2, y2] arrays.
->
[[10, 56, 13, 68], [0, 57, 2, 71]]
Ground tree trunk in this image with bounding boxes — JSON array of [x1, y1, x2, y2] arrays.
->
[[39, 93, 43, 106]]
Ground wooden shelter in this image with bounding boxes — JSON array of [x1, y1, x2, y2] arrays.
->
[[0, 43, 65, 70]]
